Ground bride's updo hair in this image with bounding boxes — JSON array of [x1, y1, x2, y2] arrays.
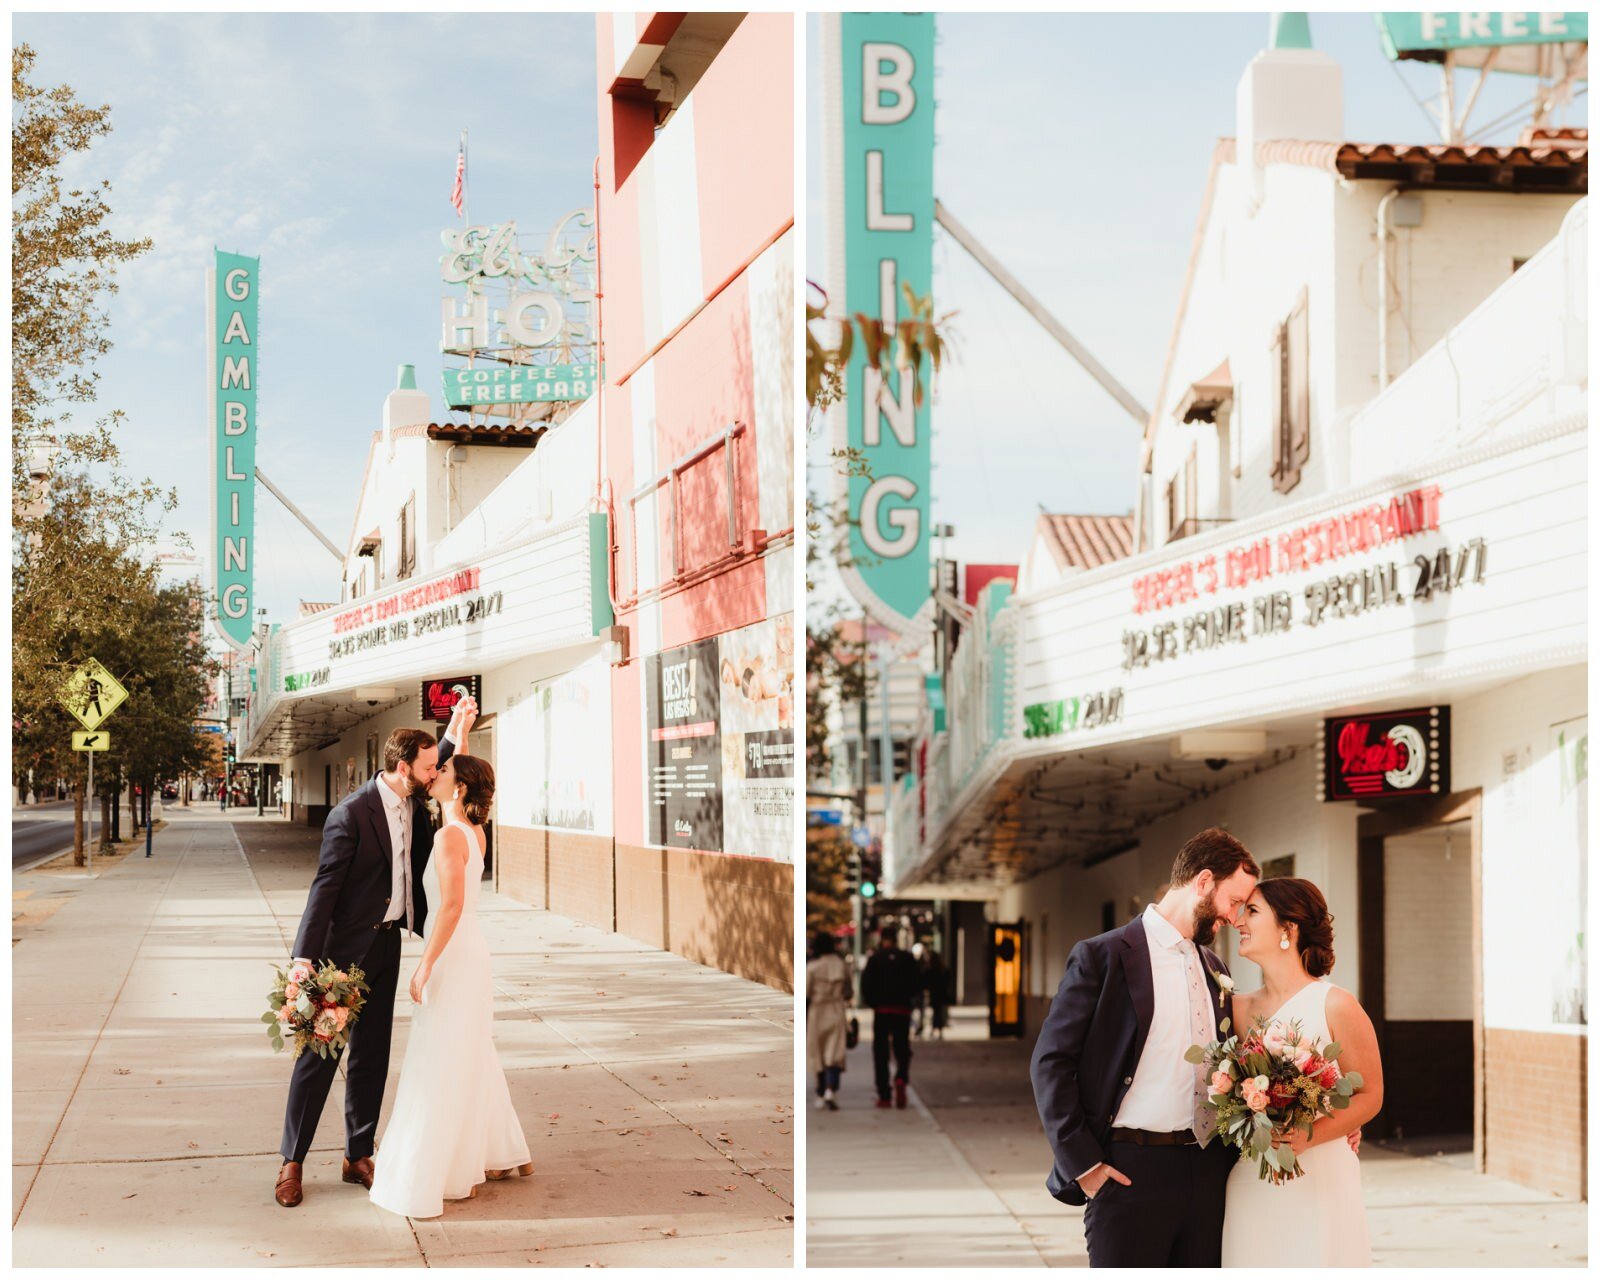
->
[[1256, 877, 1336, 977], [450, 755, 495, 826]]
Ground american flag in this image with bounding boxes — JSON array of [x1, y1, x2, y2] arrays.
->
[[451, 143, 465, 217]]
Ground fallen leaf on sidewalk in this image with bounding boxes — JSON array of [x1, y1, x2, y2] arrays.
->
[[186, 1141, 199, 1149], [659, 1228, 677, 1238], [122, 1193, 137, 1200], [114, 1068, 131, 1076], [684, 1189, 709, 1197]]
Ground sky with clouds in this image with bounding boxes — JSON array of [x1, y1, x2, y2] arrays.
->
[[806, 10, 1587, 604], [16, 12, 599, 623]]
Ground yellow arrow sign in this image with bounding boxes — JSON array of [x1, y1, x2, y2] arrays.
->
[[61, 658, 129, 731], [72, 730, 111, 752]]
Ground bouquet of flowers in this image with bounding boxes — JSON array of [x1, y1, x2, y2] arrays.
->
[[1186, 1015, 1363, 1183], [262, 960, 369, 1060]]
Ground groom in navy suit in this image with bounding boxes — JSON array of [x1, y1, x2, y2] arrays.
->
[[273, 697, 476, 1208], [1030, 829, 1260, 1267]]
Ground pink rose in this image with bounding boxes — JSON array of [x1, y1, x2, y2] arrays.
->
[[1210, 1070, 1234, 1095], [288, 963, 312, 985], [284, 982, 299, 1000], [1244, 1086, 1269, 1113], [1293, 1047, 1314, 1072], [314, 1011, 339, 1040], [335, 971, 348, 982], [334, 1007, 350, 1028], [276, 1005, 294, 1024]]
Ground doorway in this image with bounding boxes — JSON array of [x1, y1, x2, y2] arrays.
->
[[989, 921, 1028, 1038], [1358, 793, 1481, 1161]]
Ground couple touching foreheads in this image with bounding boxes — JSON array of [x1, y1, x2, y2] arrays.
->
[[1030, 828, 1385, 1268]]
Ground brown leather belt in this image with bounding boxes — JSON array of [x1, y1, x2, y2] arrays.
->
[[1109, 1126, 1198, 1147]]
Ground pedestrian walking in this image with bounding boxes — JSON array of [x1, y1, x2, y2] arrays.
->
[[924, 947, 950, 1039], [807, 932, 851, 1110], [860, 926, 922, 1109]]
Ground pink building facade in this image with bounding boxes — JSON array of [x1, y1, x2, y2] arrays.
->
[[508, 12, 795, 989]]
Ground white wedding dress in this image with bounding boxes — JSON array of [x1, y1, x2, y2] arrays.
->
[[370, 819, 530, 1218], [1220, 980, 1371, 1266]]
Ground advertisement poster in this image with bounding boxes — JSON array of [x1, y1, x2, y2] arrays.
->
[[719, 615, 796, 862], [501, 658, 612, 833], [646, 638, 723, 851]]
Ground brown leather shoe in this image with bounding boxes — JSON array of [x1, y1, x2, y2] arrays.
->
[[274, 1161, 303, 1208], [342, 1156, 375, 1189]]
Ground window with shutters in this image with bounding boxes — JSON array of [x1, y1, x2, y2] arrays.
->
[[1271, 289, 1310, 493], [1166, 449, 1200, 543], [1229, 383, 1243, 478], [398, 495, 417, 579]]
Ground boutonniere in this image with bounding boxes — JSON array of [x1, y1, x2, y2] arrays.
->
[[1209, 969, 1235, 1012], [424, 798, 441, 821]]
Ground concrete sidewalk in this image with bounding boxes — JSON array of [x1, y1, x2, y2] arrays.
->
[[14, 806, 793, 1267], [807, 1011, 1585, 1268]]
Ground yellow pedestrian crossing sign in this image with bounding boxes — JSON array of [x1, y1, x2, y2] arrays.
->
[[61, 658, 129, 731], [72, 730, 111, 752]]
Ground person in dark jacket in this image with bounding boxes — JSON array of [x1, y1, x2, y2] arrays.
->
[[1029, 828, 1258, 1267], [860, 926, 923, 1108]]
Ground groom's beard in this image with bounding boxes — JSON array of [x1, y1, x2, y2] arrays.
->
[[1192, 892, 1221, 948]]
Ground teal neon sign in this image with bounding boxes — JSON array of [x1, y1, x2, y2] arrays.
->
[[831, 12, 935, 637], [210, 250, 258, 652], [442, 363, 599, 407]]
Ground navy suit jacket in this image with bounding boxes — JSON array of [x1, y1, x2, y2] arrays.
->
[[1029, 916, 1233, 1206], [291, 734, 456, 967]]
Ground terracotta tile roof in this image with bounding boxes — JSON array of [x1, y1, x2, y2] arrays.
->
[[1037, 513, 1134, 572], [425, 422, 546, 447], [1254, 138, 1587, 189]]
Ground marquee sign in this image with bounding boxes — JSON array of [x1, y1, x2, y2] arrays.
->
[[438, 213, 596, 357], [209, 250, 259, 651], [826, 12, 936, 637], [1317, 706, 1451, 802]]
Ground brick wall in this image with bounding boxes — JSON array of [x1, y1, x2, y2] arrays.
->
[[1484, 1027, 1586, 1200], [495, 826, 615, 932], [616, 844, 793, 992], [495, 827, 793, 993]]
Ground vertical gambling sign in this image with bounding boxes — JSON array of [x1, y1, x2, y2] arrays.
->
[[210, 250, 259, 651], [824, 12, 936, 637]]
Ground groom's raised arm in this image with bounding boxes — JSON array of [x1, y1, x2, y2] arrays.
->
[[1030, 937, 1109, 1192], [292, 802, 359, 961]]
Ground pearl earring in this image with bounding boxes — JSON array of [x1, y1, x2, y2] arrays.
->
[[1279, 935, 1291, 950]]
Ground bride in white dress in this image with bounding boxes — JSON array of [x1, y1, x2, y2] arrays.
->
[[1220, 878, 1384, 1267], [370, 753, 531, 1218]]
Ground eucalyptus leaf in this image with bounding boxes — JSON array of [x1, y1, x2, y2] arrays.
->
[[1184, 1045, 1206, 1064], [1323, 1041, 1342, 1060]]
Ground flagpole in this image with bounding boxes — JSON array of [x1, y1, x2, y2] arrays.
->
[[461, 128, 469, 231]]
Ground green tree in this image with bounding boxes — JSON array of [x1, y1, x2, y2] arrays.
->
[[806, 829, 855, 937], [12, 44, 196, 858], [13, 43, 152, 486]]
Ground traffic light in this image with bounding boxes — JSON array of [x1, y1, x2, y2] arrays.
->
[[859, 877, 877, 900]]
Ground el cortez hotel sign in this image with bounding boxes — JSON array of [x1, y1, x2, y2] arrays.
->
[[209, 250, 258, 651], [826, 12, 935, 636]]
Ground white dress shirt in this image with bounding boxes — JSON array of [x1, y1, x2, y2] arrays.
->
[[377, 774, 414, 930], [1113, 903, 1214, 1132]]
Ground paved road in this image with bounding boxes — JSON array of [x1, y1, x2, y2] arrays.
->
[[11, 801, 80, 870]]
